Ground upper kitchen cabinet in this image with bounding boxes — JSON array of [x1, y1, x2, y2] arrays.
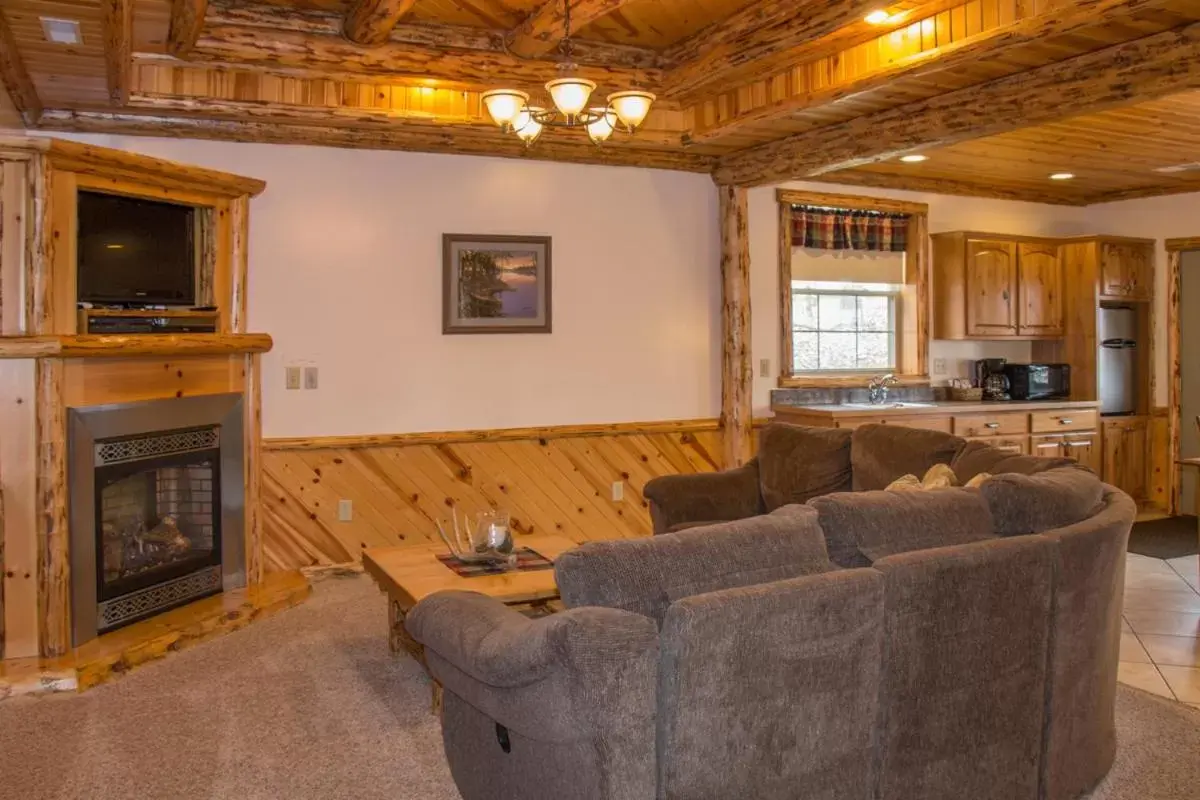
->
[[932, 232, 1063, 339], [1099, 239, 1154, 301]]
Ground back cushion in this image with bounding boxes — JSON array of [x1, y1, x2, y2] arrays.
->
[[809, 488, 995, 567], [952, 439, 1076, 484], [757, 423, 853, 510], [555, 505, 831, 625], [851, 424, 967, 491], [979, 466, 1105, 536]]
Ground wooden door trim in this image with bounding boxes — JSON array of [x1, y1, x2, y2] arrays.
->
[[1164, 237, 1200, 515]]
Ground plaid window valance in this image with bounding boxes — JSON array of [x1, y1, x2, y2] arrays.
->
[[791, 205, 910, 252]]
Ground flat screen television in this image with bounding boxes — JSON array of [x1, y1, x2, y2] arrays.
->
[[77, 190, 197, 306]]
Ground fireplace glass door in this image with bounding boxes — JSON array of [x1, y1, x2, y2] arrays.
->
[[93, 427, 223, 631]]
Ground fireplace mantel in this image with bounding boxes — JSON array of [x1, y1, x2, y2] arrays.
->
[[0, 137, 286, 672], [0, 333, 274, 359]]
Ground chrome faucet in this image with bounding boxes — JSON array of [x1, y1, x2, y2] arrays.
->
[[867, 373, 899, 405]]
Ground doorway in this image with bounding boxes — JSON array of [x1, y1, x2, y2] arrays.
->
[[1179, 249, 1200, 514]]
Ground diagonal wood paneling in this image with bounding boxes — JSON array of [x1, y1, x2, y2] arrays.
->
[[261, 422, 724, 571]]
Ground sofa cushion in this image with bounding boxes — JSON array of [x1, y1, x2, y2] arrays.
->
[[951, 439, 1076, 484], [979, 466, 1106, 537], [808, 487, 995, 567], [554, 505, 832, 625], [757, 424, 853, 510], [850, 424, 967, 491]]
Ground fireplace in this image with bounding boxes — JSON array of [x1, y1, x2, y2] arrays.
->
[[69, 394, 246, 645]]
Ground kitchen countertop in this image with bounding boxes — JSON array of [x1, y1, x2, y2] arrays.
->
[[772, 399, 1101, 418]]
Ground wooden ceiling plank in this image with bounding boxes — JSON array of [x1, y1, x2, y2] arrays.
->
[[167, 0, 208, 56], [0, 10, 42, 124], [713, 21, 1200, 186], [817, 167, 1089, 205], [101, 0, 133, 103], [32, 108, 717, 172], [692, 0, 1191, 144], [343, 0, 419, 46], [189, 23, 663, 92], [508, 0, 639, 58]]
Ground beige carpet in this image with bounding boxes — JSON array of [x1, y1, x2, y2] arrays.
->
[[2, 574, 1199, 800]]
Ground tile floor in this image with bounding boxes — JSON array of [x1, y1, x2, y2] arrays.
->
[[1117, 552, 1200, 708]]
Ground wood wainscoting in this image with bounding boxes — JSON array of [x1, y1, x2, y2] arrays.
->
[[260, 420, 731, 571]]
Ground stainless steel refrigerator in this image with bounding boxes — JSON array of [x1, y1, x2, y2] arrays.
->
[[1098, 307, 1138, 415]]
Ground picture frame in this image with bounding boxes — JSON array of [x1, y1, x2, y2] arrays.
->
[[442, 234, 553, 334]]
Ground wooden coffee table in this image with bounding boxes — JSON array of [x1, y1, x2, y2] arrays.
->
[[362, 534, 577, 708]]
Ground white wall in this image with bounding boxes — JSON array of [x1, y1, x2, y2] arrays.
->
[[57, 135, 722, 437], [1088, 191, 1200, 407], [750, 182, 1094, 412]]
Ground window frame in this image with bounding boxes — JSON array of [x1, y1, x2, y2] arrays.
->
[[790, 284, 901, 374], [776, 189, 930, 388]]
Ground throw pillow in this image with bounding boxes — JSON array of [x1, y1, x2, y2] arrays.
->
[[851, 424, 967, 491], [965, 472, 992, 489], [809, 488, 995, 567], [979, 466, 1105, 536], [886, 474, 922, 492], [885, 464, 958, 492], [757, 424, 853, 510]]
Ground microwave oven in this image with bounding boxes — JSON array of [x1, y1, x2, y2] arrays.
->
[[1004, 363, 1070, 401]]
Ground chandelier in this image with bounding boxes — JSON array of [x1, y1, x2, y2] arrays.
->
[[481, 0, 656, 146]]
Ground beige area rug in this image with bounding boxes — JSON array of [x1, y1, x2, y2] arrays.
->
[[2, 574, 1198, 800]]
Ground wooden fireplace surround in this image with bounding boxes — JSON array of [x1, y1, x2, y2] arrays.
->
[[0, 136, 276, 664]]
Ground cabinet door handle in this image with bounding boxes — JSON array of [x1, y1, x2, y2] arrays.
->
[[1058, 418, 1073, 425], [985, 422, 1000, 429], [1002, 289, 1009, 301]]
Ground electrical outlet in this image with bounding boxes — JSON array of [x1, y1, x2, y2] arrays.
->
[[303, 366, 319, 390], [285, 366, 301, 390], [611, 481, 624, 502], [932, 358, 947, 376], [759, 358, 771, 378], [337, 499, 353, 522]]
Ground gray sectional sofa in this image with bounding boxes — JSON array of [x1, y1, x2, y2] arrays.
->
[[406, 422, 1134, 800]]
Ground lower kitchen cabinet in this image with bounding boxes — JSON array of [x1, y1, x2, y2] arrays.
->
[[1102, 417, 1147, 503]]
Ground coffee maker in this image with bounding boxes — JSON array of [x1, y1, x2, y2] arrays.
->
[[974, 358, 1011, 401]]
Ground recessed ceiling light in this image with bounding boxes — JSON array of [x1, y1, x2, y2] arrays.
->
[[1049, 173, 1075, 181], [864, 10, 891, 24], [40, 17, 81, 45], [899, 154, 928, 163]]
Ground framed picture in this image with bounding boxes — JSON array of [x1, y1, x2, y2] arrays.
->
[[442, 234, 553, 334]]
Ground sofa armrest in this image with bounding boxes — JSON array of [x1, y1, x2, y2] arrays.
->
[[643, 460, 764, 533]]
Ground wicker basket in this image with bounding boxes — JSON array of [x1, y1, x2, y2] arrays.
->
[[950, 387, 984, 402]]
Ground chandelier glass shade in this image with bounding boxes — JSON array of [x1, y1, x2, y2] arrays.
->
[[483, 0, 655, 146]]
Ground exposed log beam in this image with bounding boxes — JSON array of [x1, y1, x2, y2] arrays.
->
[[35, 109, 715, 173], [167, 0, 208, 56], [0, 10, 41, 125], [343, 0, 418, 46], [508, 0, 636, 58], [718, 183, 752, 469], [101, 0, 133, 104], [713, 21, 1200, 187], [691, 0, 1191, 144], [662, 0, 883, 101], [190, 23, 662, 91], [207, 3, 663, 70]]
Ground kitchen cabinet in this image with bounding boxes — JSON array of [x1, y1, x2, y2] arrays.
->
[[1031, 432, 1101, 474], [932, 233, 1062, 339], [1102, 417, 1147, 502], [1100, 241, 1152, 301]]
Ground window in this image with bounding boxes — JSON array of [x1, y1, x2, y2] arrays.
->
[[791, 281, 898, 373]]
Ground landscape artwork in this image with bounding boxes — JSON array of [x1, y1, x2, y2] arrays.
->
[[442, 234, 553, 334]]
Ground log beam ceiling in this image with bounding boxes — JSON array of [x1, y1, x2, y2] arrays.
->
[[343, 0, 419, 46], [167, 0, 209, 57], [102, 0, 133, 104], [508, 0, 637, 58], [0, 10, 41, 125], [713, 20, 1200, 186]]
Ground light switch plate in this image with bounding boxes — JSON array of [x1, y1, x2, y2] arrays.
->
[[932, 358, 947, 376], [285, 366, 301, 390], [337, 499, 353, 522], [611, 481, 624, 502], [303, 366, 319, 390], [759, 358, 771, 378]]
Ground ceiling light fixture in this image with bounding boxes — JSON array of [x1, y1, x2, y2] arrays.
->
[[864, 9, 892, 24], [899, 154, 928, 163], [482, 0, 655, 147], [40, 17, 82, 45], [1049, 172, 1075, 180]]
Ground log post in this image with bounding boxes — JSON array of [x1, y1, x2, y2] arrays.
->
[[719, 183, 753, 469]]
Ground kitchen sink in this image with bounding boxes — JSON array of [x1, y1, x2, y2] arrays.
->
[[839, 402, 939, 410]]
